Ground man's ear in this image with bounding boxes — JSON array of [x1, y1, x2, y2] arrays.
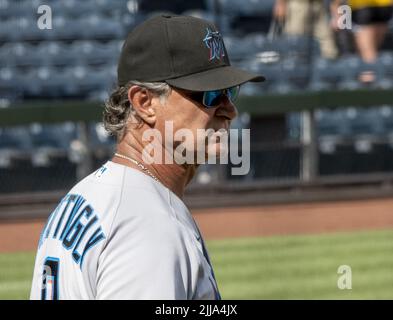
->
[[128, 85, 156, 126]]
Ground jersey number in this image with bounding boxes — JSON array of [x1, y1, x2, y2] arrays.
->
[[41, 257, 60, 300]]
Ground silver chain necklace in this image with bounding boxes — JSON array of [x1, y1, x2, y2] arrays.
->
[[114, 153, 159, 182]]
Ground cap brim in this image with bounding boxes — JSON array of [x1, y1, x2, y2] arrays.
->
[[165, 65, 265, 91]]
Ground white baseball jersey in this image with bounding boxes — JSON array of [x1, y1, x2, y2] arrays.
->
[[30, 161, 221, 300]]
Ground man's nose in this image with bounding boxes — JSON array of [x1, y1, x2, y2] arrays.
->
[[215, 95, 238, 120]]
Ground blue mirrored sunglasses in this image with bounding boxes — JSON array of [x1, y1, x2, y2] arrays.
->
[[183, 86, 240, 108]]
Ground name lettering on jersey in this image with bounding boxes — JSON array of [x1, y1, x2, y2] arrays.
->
[[39, 194, 106, 269]]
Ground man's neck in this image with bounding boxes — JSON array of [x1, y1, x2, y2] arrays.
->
[[113, 133, 197, 200]]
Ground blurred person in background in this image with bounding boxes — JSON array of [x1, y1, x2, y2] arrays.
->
[[273, 0, 339, 59], [331, 0, 393, 82]]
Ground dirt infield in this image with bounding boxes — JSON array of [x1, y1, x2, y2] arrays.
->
[[1, 197, 393, 253]]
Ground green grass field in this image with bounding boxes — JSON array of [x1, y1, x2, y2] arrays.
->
[[1, 229, 393, 299]]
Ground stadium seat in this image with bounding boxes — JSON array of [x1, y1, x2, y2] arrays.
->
[[239, 82, 265, 96], [375, 52, 393, 87], [0, 43, 23, 67], [35, 42, 71, 67], [0, 128, 27, 150], [348, 108, 384, 136], [22, 67, 77, 98], [0, 0, 35, 20], [218, 0, 274, 16], [50, 16, 82, 41], [29, 123, 71, 167], [315, 109, 349, 137], [80, 15, 125, 40], [378, 105, 393, 134], [71, 41, 121, 66], [30, 124, 67, 149], [67, 65, 116, 96], [87, 90, 110, 102], [310, 57, 341, 90], [337, 55, 362, 78], [96, 0, 131, 15], [223, 35, 263, 62], [22, 69, 42, 97], [9, 16, 52, 41], [121, 11, 145, 30], [0, 67, 25, 97], [0, 126, 32, 169], [281, 58, 310, 89], [268, 81, 297, 94], [50, 0, 95, 18]]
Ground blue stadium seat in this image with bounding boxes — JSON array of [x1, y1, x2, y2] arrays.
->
[[310, 57, 341, 90], [281, 57, 310, 89], [50, 16, 82, 41], [50, 0, 94, 18], [337, 54, 362, 78], [374, 77, 393, 90], [0, 67, 24, 96], [80, 15, 125, 40], [379, 51, 393, 76], [238, 58, 289, 91], [87, 90, 110, 102], [218, 0, 274, 15], [71, 41, 120, 66], [9, 17, 51, 41], [223, 35, 264, 62], [67, 65, 116, 96], [0, 43, 17, 67], [0, 128, 27, 150], [29, 123, 71, 167], [55, 122, 78, 149], [23, 67, 77, 98], [0, 126, 32, 168], [95, 0, 130, 15], [336, 54, 385, 89], [30, 124, 66, 149], [19, 42, 48, 67], [348, 108, 384, 136], [268, 81, 297, 94], [315, 109, 350, 137], [0, 0, 35, 20], [0, 19, 25, 41], [373, 52, 393, 88], [22, 69, 42, 97], [378, 105, 393, 134], [35, 42, 71, 67], [336, 56, 363, 90], [239, 82, 265, 96]]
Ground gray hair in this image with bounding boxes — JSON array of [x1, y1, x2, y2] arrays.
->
[[103, 80, 171, 140]]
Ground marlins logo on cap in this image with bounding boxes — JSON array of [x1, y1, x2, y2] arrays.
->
[[203, 28, 225, 61]]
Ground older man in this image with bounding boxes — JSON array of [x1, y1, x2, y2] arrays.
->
[[30, 15, 264, 300]]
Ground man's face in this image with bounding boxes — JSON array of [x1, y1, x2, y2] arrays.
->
[[153, 87, 238, 164]]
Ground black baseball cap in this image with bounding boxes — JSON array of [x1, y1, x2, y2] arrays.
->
[[117, 14, 265, 91]]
